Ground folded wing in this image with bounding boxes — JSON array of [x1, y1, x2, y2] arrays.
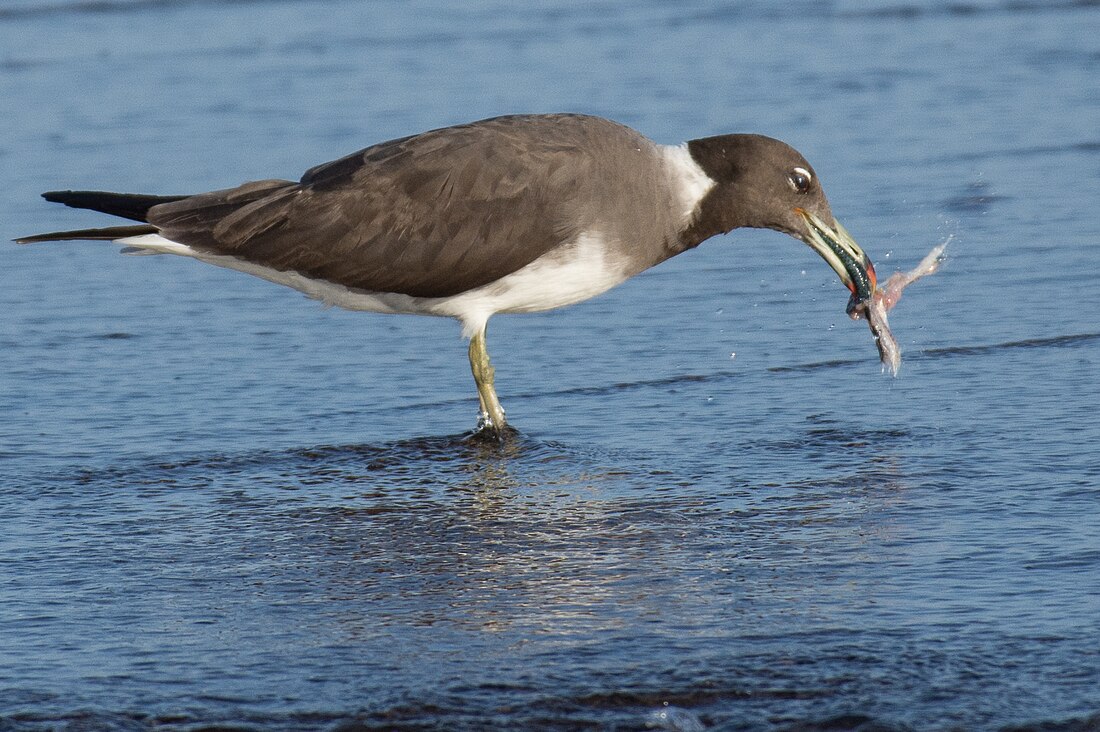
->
[[148, 115, 610, 298]]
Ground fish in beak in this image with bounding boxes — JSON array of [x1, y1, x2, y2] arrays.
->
[[796, 208, 878, 316]]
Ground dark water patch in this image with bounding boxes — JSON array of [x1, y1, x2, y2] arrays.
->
[[844, 3, 982, 20], [320, 637, 1100, 730], [929, 139, 1100, 164], [329, 684, 839, 732], [922, 332, 1100, 360], [801, 425, 913, 450], [748, 414, 918, 458], [59, 430, 545, 480], [1024, 45, 1100, 70], [0, 0, 301, 22], [676, 2, 828, 25], [767, 358, 863, 375], [769, 332, 1100, 374], [1001, 712, 1100, 732], [942, 181, 1009, 214], [840, 0, 1100, 21], [88, 331, 138, 340], [4, 707, 1097, 732], [670, 0, 1100, 25], [374, 370, 742, 428], [1, 710, 153, 731], [520, 370, 737, 400], [1, 709, 348, 732], [20, 428, 633, 505], [776, 716, 906, 732], [1023, 548, 1100, 571], [0, 56, 53, 71]]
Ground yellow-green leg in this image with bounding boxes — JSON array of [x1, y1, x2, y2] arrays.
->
[[468, 324, 507, 433]]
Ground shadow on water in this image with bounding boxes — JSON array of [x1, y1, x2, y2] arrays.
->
[[64, 426, 614, 495]]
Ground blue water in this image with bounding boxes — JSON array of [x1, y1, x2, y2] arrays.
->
[[2, 1, 1099, 730]]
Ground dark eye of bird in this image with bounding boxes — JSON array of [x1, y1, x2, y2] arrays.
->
[[788, 168, 812, 194]]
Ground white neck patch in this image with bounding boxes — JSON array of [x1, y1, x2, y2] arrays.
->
[[660, 142, 717, 229]]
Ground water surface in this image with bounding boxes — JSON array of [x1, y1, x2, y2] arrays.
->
[[2, 1, 1099, 730]]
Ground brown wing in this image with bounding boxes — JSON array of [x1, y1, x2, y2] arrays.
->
[[146, 114, 636, 298]]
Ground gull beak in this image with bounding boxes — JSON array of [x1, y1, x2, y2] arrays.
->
[[796, 208, 878, 314]]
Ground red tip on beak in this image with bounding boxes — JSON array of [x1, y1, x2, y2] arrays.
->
[[864, 259, 878, 293]]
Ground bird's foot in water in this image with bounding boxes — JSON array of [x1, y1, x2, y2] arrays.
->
[[475, 409, 497, 433], [468, 411, 518, 443]]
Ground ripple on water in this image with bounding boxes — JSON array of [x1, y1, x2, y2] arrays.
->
[[4, 0, 1100, 728]]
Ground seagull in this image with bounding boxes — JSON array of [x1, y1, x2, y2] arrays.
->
[[17, 113, 876, 436]]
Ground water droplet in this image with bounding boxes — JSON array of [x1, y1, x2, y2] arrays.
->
[[645, 705, 706, 732]]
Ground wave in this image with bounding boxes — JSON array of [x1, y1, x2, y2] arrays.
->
[[769, 332, 1100, 374], [5, 0, 1099, 23], [7, 702, 1098, 731], [0, 0, 299, 22]]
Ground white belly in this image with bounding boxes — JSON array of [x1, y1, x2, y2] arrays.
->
[[117, 230, 630, 337]]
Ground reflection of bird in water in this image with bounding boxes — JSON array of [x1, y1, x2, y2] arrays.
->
[[18, 114, 875, 436]]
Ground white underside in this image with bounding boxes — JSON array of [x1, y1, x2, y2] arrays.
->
[[116, 143, 715, 340], [117, 230, 630, 338]]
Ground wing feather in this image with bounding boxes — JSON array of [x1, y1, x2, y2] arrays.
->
[[146, 115, 638, 298]]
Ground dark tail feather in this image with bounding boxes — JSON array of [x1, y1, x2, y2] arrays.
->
[[42, 190, 189, 222], [15, 224, 158, 244]]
